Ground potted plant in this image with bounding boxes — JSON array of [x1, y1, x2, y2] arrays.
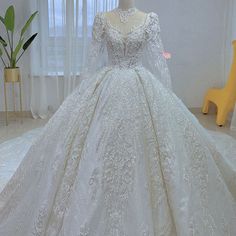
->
[[0, 5, 38, 82]]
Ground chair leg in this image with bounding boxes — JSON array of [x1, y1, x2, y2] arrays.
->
[[202, 98, 210, 114], [216, 108, 229, 127]]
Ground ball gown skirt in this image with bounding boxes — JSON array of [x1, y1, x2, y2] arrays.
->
[[0, 11, 236, 236]]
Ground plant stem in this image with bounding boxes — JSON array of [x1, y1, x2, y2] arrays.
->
[[3, 46, 11, 61], [11, 31, 13, 55], [10, 32, 14, 67], [6, 30, 12, 51], [6, 30, 13, 66], [11, 31, 13, 49], [0, 56, 6, 67], [16, 51, 24, 63]]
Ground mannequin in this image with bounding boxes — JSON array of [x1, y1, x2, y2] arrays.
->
[[105, 0, 147, 35], [118, 0, 135, 10]]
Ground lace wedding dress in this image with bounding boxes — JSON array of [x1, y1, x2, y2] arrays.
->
[[1, 10, 236, 236]]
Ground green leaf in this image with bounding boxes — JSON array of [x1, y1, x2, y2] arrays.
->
[[0, 47, 2, 56], [4, 5, 15, 32], [12, 38, 24, 60], [0, 36, 7, 47], [23, 33, 37, 51], [0, 16, 4, 25], [21, 11, 38, 37]]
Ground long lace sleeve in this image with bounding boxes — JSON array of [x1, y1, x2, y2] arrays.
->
[[81, 13, 106, 79], [144, 13, 173, 91]]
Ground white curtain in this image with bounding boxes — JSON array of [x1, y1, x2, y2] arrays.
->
[[225, 0, 236, 130], [28, 0, 118, 119]]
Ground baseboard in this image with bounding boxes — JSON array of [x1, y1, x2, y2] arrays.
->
[[0, 111, 32, 118], [189, 107, 202, 114], [189, 107, 233, 121], [189, 107, 216, 114]]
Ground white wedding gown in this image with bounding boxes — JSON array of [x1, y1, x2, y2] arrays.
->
[[1, 11, 236, 236]]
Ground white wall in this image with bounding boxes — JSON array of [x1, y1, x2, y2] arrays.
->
[[232, 1, 236, 39], [0, 0, 230, 111], [137, 0, 228, 107]]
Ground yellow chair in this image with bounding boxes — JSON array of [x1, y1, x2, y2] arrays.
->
[[202, 40, 236, 126]]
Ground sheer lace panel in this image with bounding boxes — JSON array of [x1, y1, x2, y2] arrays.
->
[[144, 13, 173, 90], [104, 9, 148, 36], [81, 13, 106, 77]]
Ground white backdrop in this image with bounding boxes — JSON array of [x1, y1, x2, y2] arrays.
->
[[0, 0, 233, 113]]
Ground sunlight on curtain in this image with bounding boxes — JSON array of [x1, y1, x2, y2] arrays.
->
[[29, 0, 118, 119]]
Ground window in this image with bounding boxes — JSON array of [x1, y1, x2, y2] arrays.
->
[[48, 0, 118, 37], [43, 0, 117, 75], [31, 0, 117, 76]]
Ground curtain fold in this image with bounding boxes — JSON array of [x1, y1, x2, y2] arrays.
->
[[28, 0, 118, 119], [225, 0, 236, 130]]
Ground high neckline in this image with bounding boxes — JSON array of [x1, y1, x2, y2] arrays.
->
[[115, 7, 138, 23]]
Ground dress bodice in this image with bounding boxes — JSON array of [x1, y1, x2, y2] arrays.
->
[[87, 11, 173, 90], [93, 12, 160, 69]]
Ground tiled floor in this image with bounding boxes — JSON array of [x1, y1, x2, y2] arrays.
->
[[0, 115, 49, 143], [194, 113, 236, 138], [0, 110, 236, 144]]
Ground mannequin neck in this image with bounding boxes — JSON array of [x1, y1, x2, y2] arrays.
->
[[118, 0, 135, 10]]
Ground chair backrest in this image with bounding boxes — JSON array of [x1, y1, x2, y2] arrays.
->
[[225, 40, 236, 99]]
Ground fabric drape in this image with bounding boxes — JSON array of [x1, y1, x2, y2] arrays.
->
[[224, 0, 236, 130], [28, 0, 118, 118]]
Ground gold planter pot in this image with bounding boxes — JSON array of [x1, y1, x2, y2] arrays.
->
[[4, 67, 20, 82], [3, 67, 23, 125]]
